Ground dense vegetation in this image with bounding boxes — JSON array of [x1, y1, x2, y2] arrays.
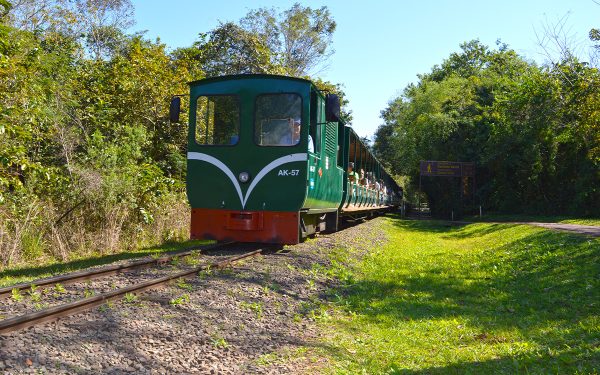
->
[[0, 0, 342, 267], [320, 217, 599, 373], [374, 40, 599, 217]]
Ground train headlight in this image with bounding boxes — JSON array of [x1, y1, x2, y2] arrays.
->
[[238, 172, 250, 183]]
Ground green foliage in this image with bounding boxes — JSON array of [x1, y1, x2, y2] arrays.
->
[[11, 288, 23, 302], [54, 283, 66, 294], [175, 277, 193, 291], [28, 284, 41, 302], [375, 40, 600, 216], [210, 335, 230, 348], [0, 19, 192, 265], [240, 301, 264, 319], [122, 292, 137, 304], [169, 293, 190, 306], [0, 0, 11, 17]]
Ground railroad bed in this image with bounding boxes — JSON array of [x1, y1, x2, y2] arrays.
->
[[0, 218, 387, 374], [0, 243, 266, 334]]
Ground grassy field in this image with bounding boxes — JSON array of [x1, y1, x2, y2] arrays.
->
[[319, 216, 600, 374]]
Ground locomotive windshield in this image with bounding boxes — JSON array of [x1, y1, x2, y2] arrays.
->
[[254, 93, 302, 146], [195, 95, 240, 145]]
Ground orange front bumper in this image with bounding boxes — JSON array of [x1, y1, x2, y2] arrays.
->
[[190, 209, 300, 244]]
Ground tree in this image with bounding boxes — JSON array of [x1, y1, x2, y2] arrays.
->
[[7, 0, 58, 31], [375, 40, 599, 216], [0, 0, 11, 17], [186, 3, 337, 78], [8, 0, 134, 60], [184, 22, 281, 77], [241, 3, 336, 76], [590, 28, 600, 67], [0, 0, 12, 58], [74, 0, 134, 60]]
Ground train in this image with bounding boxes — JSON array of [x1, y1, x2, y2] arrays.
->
[[169, 74, 402, 244]]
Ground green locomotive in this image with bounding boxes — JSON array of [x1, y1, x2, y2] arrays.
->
[[170, 74, 402, 244]]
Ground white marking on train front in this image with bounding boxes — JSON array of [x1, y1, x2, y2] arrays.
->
[[187, 152, 307, 209]]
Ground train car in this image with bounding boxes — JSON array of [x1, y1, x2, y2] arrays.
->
[[170, 74, 402, 244]]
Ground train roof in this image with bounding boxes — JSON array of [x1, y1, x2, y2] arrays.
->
[[188, 74, 313, 87]]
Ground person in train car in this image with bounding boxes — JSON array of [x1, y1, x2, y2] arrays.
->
[[347, 162, 359, 183], [346, 162, 358, 201], [359, 169, 368, 186], [368, 173, 376, 189], [279, 118, 301, 145]]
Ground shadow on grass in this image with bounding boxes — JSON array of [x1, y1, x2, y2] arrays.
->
[[389, 215, 519, 239], [0, 239, 210, 285], [327, 217, 600, 372], [389, 344, 599, 374], [315, 334, 598, 374]]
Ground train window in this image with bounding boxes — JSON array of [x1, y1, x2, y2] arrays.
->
[[195, 95, 239, 146], [309, 92, 321, 154], [255, 94, 302, 146]]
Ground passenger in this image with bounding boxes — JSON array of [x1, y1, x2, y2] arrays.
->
[[308, 134, 314, 153], [345, 162, 359, 205], [368, 173, 376, 189], [359, 169, 367, 186], [279, 118, 301, 145], [347, 162, 359, 184]]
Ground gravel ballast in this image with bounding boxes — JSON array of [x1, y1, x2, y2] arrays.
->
[[0, 217, 388, 374]]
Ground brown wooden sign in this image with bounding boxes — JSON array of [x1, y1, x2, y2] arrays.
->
[[420, 161, 474, 177]]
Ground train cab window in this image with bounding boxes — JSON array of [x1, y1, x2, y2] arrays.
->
[[195, 95, 239, 146], [255, 94, 302, 146]]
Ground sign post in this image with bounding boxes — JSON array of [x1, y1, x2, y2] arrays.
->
[[420, 161, 474, 178], [419, 161, 475, 219]]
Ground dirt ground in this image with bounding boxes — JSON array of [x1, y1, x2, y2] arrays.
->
[[0, 218, 387, 374], [524, 222, 600, 237]]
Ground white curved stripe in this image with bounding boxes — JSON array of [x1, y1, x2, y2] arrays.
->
[[187, 152, 244, 207], [187, 152, 307, 209], [242, 153, 307, 207]]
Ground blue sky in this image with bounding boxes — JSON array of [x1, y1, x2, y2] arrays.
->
[[130, 0, 599, 138]]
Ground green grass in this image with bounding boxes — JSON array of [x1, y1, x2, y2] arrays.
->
[[319, 216, 600, 374], [463, 214, 600, 227], [0, 239, 212, 288]]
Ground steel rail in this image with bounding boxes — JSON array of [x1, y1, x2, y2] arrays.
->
[[0, 249, 263, 335], [0, 242, 234, 299]]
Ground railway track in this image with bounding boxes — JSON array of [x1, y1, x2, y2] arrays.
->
[[0, 244, 265, 335], [0, 242, 234, 299]]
